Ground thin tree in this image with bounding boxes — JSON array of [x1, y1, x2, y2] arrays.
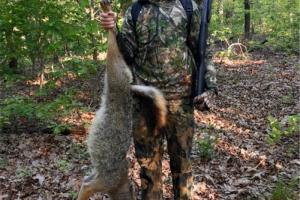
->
[[244, 0, 251, 39]]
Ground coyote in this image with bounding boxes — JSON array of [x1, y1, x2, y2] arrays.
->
[[77, 1, 167, 200]]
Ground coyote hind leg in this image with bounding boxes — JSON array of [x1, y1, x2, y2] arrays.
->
[[109, 174, 135, 200], [77, 173, 103, 200]]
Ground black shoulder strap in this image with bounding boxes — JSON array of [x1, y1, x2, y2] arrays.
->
[[179, 0, 193, 25], [131, 0, 149, 30], [131, 0, 193, 30]]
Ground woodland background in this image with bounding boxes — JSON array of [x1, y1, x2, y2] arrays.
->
[[0, 0, 299, 199]]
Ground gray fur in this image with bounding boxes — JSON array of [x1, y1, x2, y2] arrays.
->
[[87, 31, 133, 191], [78, 3, 167, 199]]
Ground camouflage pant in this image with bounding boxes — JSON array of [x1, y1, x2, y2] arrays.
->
[[133, 98, 194, 200]]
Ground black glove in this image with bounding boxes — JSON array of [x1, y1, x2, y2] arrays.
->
[[193, 89, 217, 111]]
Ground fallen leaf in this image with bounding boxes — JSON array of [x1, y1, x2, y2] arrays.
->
[[34, 174, 45, 186]]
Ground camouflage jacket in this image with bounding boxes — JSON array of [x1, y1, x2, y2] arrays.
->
[[117, 0, 216, 100]]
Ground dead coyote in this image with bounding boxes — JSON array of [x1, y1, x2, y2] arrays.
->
[[77, 1, 167, 199]]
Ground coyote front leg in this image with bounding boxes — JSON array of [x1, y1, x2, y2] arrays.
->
[[77, 172, 133, 200]]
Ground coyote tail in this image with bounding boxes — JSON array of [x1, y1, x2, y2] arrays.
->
[[131, 85, 167, 128]]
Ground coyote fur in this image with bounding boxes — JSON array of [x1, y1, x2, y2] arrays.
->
[[77, 1, 167, 200]]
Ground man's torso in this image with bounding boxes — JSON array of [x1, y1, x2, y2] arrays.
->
[[122, 0, 198, 100]]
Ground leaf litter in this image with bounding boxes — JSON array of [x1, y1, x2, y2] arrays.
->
[[0, 51, 299, 199]]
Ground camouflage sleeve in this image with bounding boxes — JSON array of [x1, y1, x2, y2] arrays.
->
[[188, 1, 217, 92], [188, 1, 201, 59], [116, 6, 137, 66]]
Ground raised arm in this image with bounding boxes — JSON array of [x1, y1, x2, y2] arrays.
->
[[99, 6, 137, 66]]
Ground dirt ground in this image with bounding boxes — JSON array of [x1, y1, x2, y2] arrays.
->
[[0, 51, 299, 199]]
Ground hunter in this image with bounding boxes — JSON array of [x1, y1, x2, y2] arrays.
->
[[100, 0, 217, 199]]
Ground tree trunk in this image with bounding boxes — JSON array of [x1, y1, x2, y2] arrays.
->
[[244, 0, 251, 39], [217, 0, 224, 25], [8, 57, 18, 72], [5, 30, 18, 72], [90, 0, 98, 61]]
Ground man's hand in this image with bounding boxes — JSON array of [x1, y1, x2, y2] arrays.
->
[[193, 90, 217, 111], [99, 11, 117, 31]]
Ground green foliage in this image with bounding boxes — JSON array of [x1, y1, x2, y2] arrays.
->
[[197, 135, 216, 161], [280, 94, 294, 105], [0, 0, 105, 71], [0, 156, 8, 169], [48, 122, 72, 135], [270, 178, 298, 200], [0, 96, 37, 128], [63, 58, 100, 77], [0, 65, 27, 86], [266, 114, 300, 144], [211, 0, 299, 53], [16, 167, 33, 178], [69, 191, 78, 200], [0, 91, 82, 134], [67, 143, 89, 160], [0, 0, 103, 133], [57, 159, 71, 171]]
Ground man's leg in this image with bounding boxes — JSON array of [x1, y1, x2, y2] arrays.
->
[[132, 97, 164, 200], [164, 102, 194, 200]]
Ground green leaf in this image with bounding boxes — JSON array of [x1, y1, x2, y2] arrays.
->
[[79, 0, 90, 8], [86, 21, 99, 33]]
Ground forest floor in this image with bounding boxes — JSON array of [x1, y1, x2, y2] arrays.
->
[[0, 50, 299, 200]]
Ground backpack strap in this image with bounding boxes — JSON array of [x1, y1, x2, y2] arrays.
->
[[131, 0, 149, 30], [179, 0, 193, 29]]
